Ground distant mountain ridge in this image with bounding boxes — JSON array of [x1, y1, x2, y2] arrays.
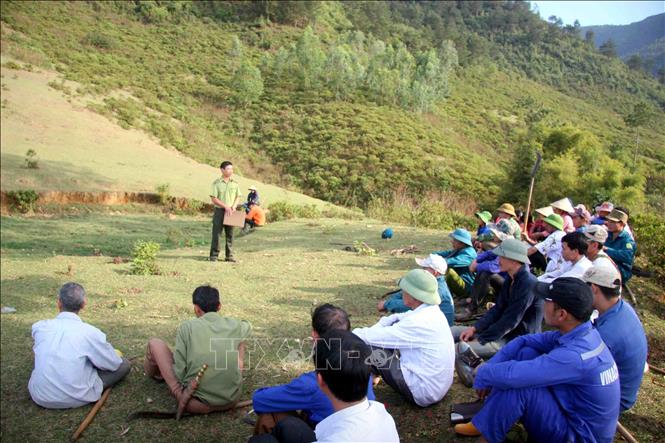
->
[[580, 13, 665, 73]]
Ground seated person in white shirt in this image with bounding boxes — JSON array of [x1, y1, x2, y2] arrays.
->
[[526, 213, 565, 272], [537, 232, 592, 283], [353, 269, 455, 407], [247, 329, 399, 443], [28, 282, 130, 409]]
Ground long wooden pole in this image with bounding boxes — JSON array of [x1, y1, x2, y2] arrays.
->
[[524, 152, 542, 235], [617, 421, 639, 443], [71, 388, 111, 441], [524, 176, 536, 234]]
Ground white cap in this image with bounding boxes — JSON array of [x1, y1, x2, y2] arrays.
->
[[248, 185, 257, 191], [415, 254, 448, 274], [583, 264, 622, 289]]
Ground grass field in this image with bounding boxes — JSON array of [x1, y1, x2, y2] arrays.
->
[[1, 208, 664, 442], [0, 60, 331, 209]]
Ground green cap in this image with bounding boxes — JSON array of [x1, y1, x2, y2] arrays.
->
[[398, 269, 441, 305], [475, 211, 492, 224], [491, 238, 531, 264], [543, 213, 564, 231]]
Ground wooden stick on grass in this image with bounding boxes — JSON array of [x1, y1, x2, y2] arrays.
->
[[616, 421, 639, 443], [71, 388, 111, 441]]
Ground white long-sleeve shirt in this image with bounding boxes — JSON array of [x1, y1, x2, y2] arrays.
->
[[28, 312, 122, 409], [315, 399, 399, 442], [537, 256, 593, 283], [535, 230, 566, 273], [352, 304, 455, 407]]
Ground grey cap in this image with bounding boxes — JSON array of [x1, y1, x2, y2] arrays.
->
[[491, 238, 530, 264], [584, 225, 608, 243]]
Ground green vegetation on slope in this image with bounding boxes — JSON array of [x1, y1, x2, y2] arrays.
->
[[1, 1, 663, 212]]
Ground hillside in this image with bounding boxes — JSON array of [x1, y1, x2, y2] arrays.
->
[[1, 1, 664, 214], [0, 57, 334, 209], [580, 13, 665, 75]]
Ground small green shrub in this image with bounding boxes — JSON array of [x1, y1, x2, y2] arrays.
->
[[130, 240, 161, 275], [24, 149, 38, 169], [2, 61, 21, 70], [353, 240, 376, 256], [6, 189, 39, 213], [155, 183, 171, 205], [267, 201, 298, 222], [82, 31, 116, 50]]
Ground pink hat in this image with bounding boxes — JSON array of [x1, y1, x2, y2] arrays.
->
[[595, 201, 614, 213], [573, 204, 591, 223]]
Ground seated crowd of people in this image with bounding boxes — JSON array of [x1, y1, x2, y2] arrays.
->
[[27, 197, 648, 443]]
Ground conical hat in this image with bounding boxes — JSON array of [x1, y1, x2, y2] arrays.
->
[[534, 206, 553, 217], [550, 198, 574, 214]]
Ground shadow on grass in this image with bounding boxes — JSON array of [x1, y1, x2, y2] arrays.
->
[[1, 153, 117, 192], [0, 214, 210, 257]]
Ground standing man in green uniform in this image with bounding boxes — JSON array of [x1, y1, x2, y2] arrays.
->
[[209, 161, 242, 262]]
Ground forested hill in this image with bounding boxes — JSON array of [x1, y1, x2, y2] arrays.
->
[[580, 13, 665, 76], [1, 1, 664, 214]]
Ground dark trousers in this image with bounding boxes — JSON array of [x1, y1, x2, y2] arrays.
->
[[210, 207, 234, 259], [469, 272, 505, 308], [528, 250, 547, 272], [370, 348, 416, 405], [247, 416, 316, 443], [97, 358, 131, 389]]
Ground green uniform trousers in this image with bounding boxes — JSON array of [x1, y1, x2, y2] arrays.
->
[[210, 207, 234, 260]]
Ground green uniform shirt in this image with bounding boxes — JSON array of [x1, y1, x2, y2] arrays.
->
[[210, 177, 242, 207], [173, 312, 252, 406]]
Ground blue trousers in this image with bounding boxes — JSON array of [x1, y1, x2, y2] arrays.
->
[[472, 347, 572, 443]]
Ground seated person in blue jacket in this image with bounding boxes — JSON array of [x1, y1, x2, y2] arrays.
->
[[475, 210, 492, 237], [435, 228, 477, 299], [454, 278, 621, 443], [451, 239, 541, 361], [457, 227, 509, 321], [251, 304, 375, 435], [583, 264, 648, 412], [248, 330, 399, 443], [377, 254, 455, 326], [603, 209, 637, 283]]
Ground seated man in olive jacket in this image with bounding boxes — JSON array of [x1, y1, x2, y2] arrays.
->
[[144, 285, 252, 413]]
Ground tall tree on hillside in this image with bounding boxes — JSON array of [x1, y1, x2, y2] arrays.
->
[[623, 102, 654, 168], [294, 26, 325, 90], [584, 30, 595, 46], [599, 39, 617, 57], [231, 60, 264, 105], [626, 54, 644, 72]]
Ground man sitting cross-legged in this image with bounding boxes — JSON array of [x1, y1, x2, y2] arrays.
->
[[248, 330, 399, 443], [584, 264, 648, 412], [29, 282, 131, 409], [353, 269, 455, 407], [451, 239, 542, 364], [454, 277, 620, 443], [251, 304, 375, 434], [143, 285, 252, 414]]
